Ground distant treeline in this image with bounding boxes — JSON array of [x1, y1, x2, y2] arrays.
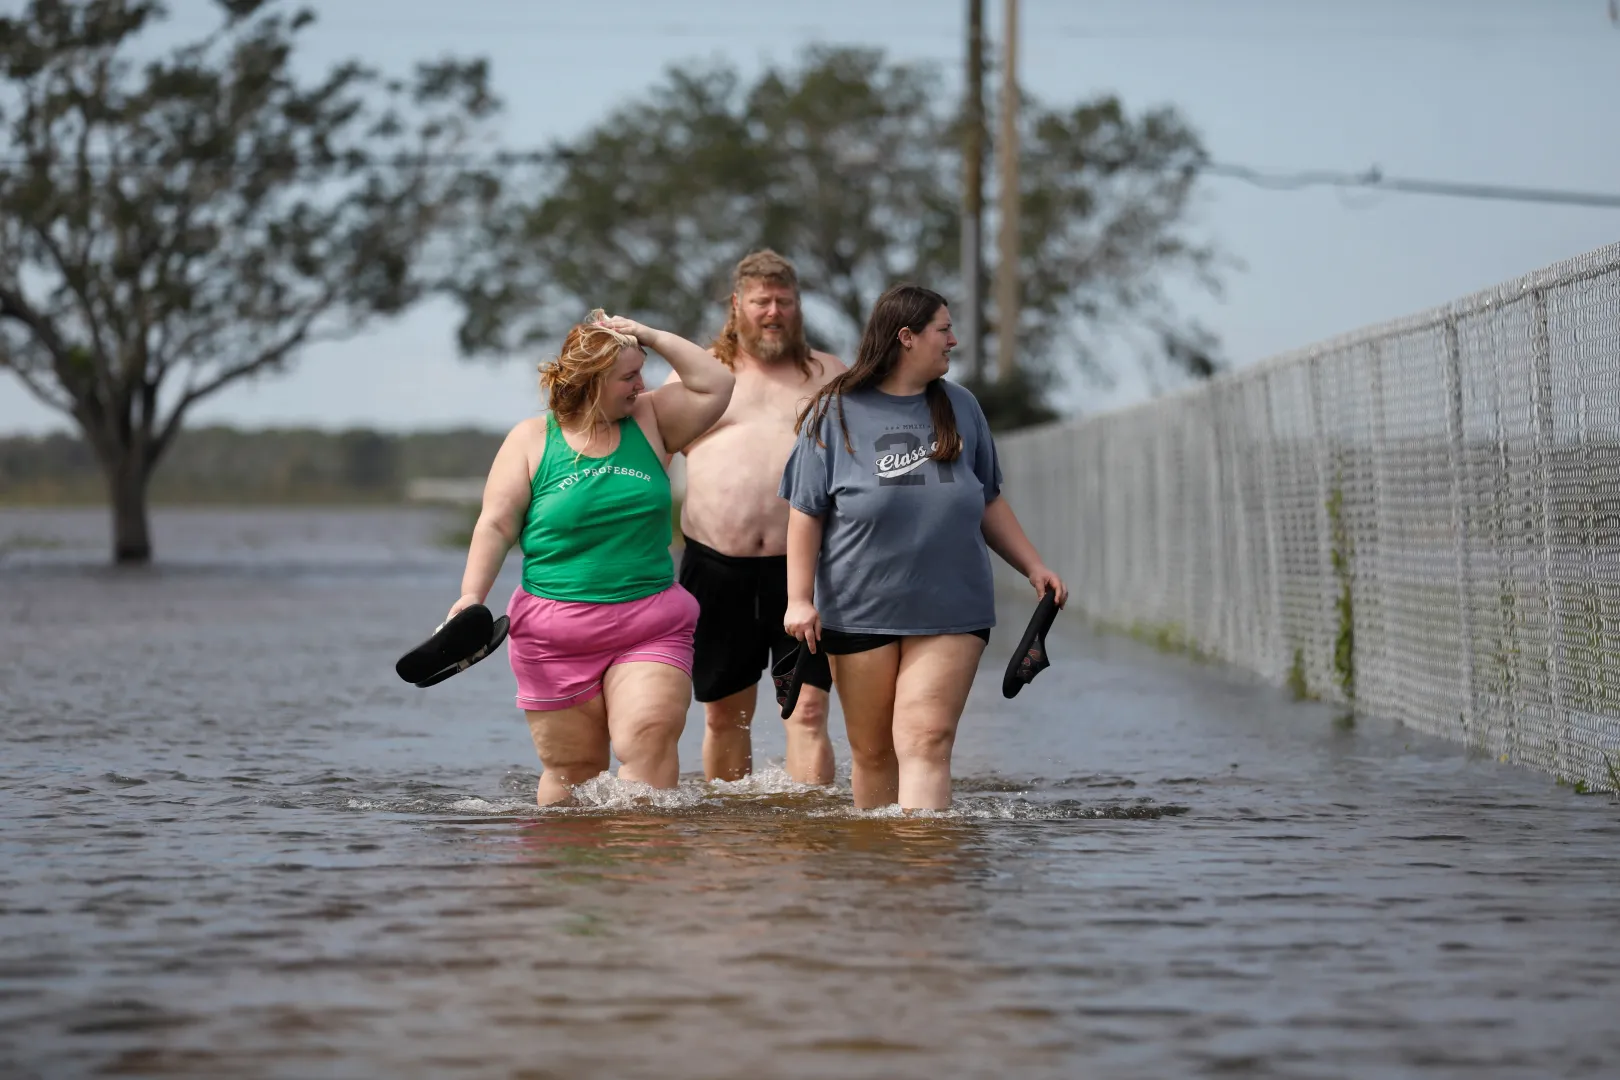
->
[[0, 426, 504, 504]]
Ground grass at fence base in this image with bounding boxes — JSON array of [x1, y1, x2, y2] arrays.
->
[[1287, 647, 1317, 701], [1085, 614, 1216, 664], [1075, 597, 1620, 794], [1326, 481, 1355, 702], [1553, 754, 1620, 797]]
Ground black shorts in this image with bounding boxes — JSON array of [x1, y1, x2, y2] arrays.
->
[[678, 537, 834, 703], [819, 627, 991, 655]]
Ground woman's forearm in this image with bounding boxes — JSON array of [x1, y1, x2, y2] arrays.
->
[[981, 496, 1043, 577], [786, 508, 824, 603], [458, 514, 517, 603], [648, 328, 732, 397]]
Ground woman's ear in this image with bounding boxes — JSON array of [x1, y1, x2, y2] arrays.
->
[[897, 328, 914, 351]]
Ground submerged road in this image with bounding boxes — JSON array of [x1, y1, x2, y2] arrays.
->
[[2, 506, 1616, 1079]]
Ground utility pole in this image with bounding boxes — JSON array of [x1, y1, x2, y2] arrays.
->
[[994, 0, 1020, 385], [960, 0, 986, 385]]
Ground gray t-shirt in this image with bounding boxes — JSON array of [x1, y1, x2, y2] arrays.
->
[[778, 380, 1003, 635]]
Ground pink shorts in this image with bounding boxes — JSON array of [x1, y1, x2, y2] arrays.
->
[[505, 583, 699, 711]]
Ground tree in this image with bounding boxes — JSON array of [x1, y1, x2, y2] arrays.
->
[[0, 0, 501, 563], [456, 45, 1223, 430], [1017, 96, 1222, 397]]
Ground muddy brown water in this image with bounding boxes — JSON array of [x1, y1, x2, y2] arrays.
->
[[2, 507, 1617, 1079]]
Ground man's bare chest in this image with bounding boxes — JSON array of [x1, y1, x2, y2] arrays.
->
[[713, 375, 814, 433]]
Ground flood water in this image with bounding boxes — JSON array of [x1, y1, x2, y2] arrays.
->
[[2, 507, 1618, 1079]]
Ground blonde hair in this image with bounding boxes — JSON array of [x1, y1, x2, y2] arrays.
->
[[538, 309, 642, 431], [711, 249, 814, 376]]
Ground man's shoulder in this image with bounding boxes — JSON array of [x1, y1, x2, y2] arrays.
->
[[810, 350, 847, 382]]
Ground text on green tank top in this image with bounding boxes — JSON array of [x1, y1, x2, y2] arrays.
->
[[521, 413, 673, 603]]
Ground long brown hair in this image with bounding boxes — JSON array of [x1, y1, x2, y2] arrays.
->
[[795, 284, 961, 462], [538, 309, 642, 431], [711, 249, 816, 378]]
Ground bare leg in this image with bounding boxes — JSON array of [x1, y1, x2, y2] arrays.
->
[[829, 646, 900, 809], [525, 698, 611, 806], [783, 684, 834, 786], [892, 634, 984, 810], [604, 661, 691, 789], [702, 685, 755, 782]]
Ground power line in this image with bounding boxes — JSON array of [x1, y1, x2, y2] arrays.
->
[[3, 151, 1620, 210], [151, 22, 1619, 43], [151, 7, 1619, 42], [1204, 162, 1620, 210], [0, 151, 549, 170]]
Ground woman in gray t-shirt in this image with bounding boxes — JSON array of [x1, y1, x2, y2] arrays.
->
[[779, 283, 1067, 811]]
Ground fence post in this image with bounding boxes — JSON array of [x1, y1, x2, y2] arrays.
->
[[1442, 317, 1478, 742], [1207, 390, 1228, 657], [1258, 374, 1285, 681], [1530, 287, 1569, 777], [1366, 340, 1391, 716], [1162, 411, 1177, 634], [1307, 352, 1338, 701]]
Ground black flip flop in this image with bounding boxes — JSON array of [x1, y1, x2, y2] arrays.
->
[[1002, 588, 1060, 699], [412, 615, 510, 688], [395, 604, 496, 685], [771, 642, 819, 720]]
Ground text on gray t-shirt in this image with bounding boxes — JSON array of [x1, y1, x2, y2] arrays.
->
[[778, 380, 1003, 635]]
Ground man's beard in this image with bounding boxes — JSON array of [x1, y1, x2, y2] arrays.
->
[[738, 311, 808, 364]]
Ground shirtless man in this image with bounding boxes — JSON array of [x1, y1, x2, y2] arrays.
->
[[664, 251, 847, 784]]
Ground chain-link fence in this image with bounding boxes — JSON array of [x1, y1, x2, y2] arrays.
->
[[997, 240, 1620, 791]]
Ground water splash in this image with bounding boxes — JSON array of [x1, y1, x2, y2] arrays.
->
[[305, 767, 1189, 822]]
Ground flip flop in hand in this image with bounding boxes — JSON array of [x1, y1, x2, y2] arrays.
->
[[1002, 587, 1061, 699], [395, 604, 510, 689]]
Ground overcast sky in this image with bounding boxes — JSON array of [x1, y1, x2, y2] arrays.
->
[[3, 0, 1617, 435]]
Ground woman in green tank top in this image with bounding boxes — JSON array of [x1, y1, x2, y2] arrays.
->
[[446, 310, 734, 806]]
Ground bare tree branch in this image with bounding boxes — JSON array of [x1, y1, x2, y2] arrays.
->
[[152, 284, 344, 455], [0, 282, 74, 369], [0, 347, 76, 415], [26, 220, 117, 399]]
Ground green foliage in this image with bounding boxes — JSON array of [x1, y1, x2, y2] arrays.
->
[[1326, 481, 1355, 701], [1286, 646, 1313, 701], [0, 0, 502, 560], [455, 45, 1224, 432]]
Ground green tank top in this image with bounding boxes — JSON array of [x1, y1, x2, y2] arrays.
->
[[520, 413, 674, 603]]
